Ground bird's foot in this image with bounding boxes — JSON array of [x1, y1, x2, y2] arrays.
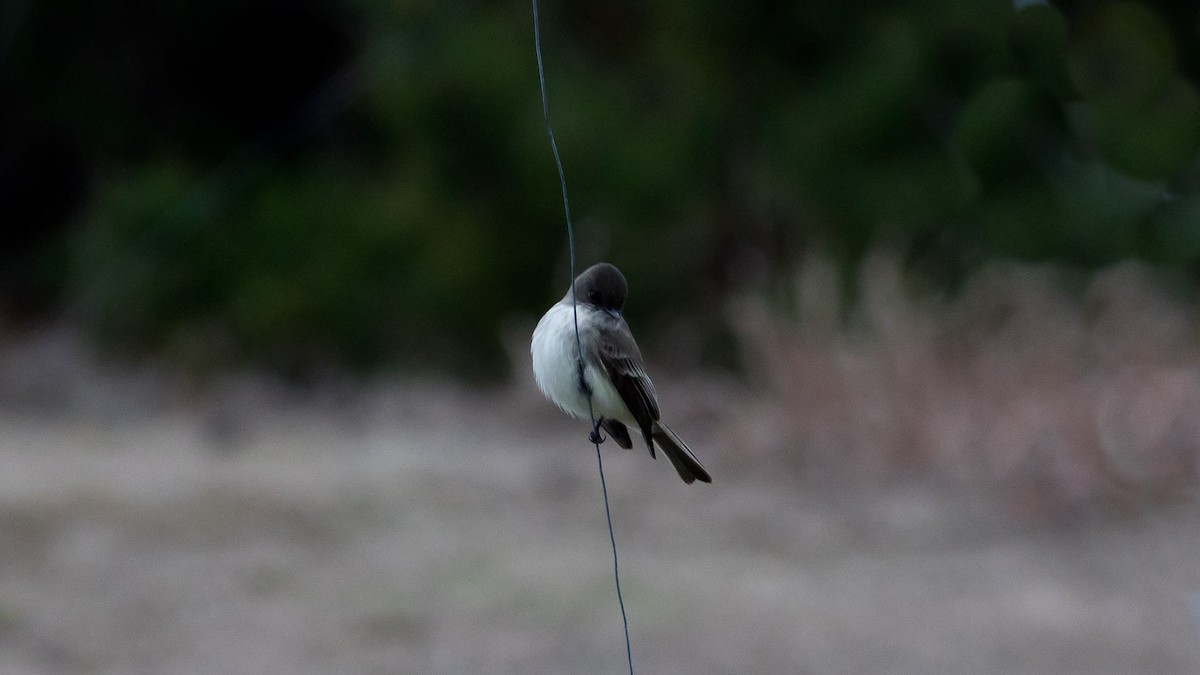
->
[[588, 423, 606, 445]]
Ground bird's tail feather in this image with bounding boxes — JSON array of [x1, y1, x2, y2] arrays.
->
[[651, 423, 713, 484]]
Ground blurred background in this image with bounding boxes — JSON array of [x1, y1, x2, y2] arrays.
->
[[2, 0, 1200, 672]]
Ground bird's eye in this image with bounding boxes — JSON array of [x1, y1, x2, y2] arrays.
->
[[588, 291, 599, 303]]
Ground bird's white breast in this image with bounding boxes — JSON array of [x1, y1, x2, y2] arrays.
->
[[531, 302, 632, 424]]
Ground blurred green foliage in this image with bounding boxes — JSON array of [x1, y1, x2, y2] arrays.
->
[[2, 0, 1199, 375]]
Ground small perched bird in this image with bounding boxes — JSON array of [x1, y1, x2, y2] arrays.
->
[[531, 262, 712, 484]]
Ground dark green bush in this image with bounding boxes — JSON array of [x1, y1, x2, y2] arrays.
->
[[3, 0, 1198, 374]]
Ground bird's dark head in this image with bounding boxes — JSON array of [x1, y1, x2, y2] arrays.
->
[[572, 262, 628, 311]]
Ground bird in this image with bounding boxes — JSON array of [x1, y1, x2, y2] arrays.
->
[[531, 262, 712, 484]]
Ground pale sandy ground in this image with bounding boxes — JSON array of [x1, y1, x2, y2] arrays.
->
[[0, 333, 1199, 674]]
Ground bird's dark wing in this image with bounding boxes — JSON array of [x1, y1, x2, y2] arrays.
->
[[596, 322, 660, 452]]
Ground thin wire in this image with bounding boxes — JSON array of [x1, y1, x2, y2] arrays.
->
[[532, 2, 634, 673]]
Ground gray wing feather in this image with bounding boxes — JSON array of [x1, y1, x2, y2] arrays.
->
[[594, 319, 660, 451]]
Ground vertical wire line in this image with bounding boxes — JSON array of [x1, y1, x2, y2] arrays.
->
[[531, 2, 635, 673]]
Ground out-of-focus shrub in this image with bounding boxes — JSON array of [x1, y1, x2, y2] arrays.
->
[[727, 252, 1200, 518], [3, 0, 1198, 373]]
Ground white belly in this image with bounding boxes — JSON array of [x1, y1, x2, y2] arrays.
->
[[531, 303, 634, 425]]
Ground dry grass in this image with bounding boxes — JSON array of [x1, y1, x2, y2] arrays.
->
[[727, 252, 1200, 519], [0, 298, 1198, 673]]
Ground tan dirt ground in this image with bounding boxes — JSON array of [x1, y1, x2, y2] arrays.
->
[[0, 369, 1198, 675]]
